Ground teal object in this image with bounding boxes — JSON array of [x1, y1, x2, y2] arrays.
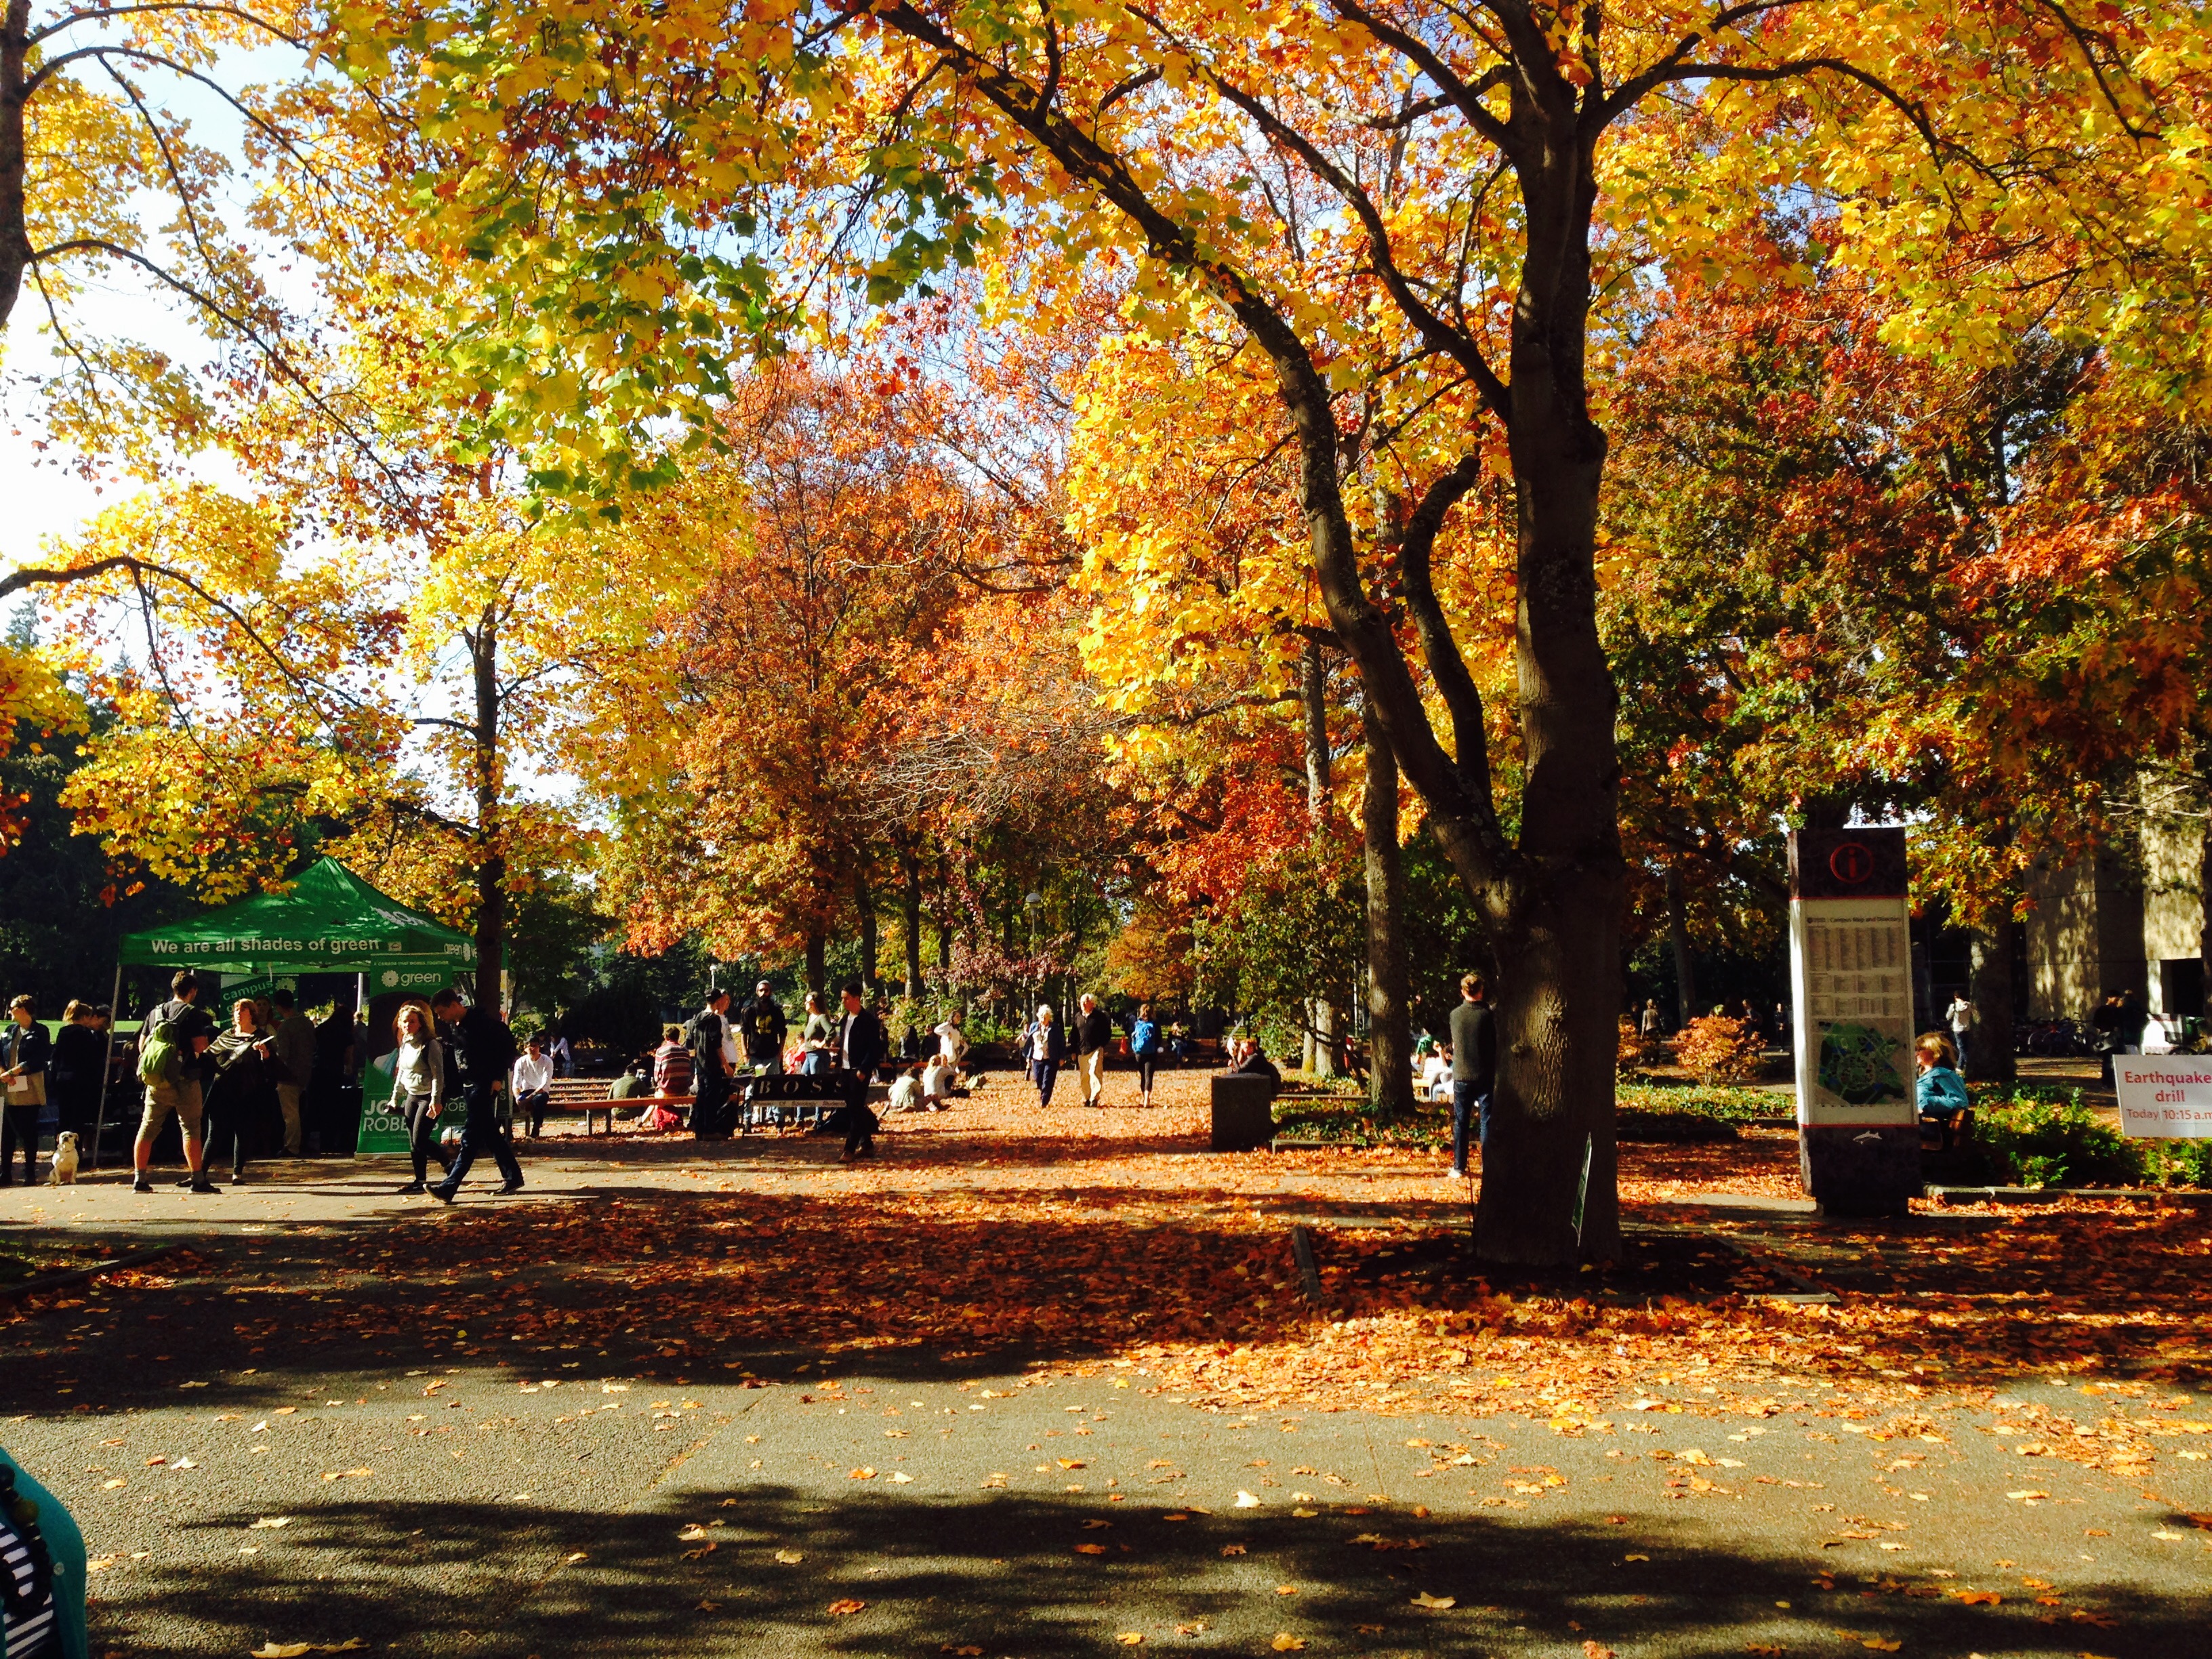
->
[[0, 1445, 90, 1659], [1818, 1021, 1906, 1105]]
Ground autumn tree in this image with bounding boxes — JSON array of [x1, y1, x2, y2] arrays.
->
[[335, 0, 2212, 1261]]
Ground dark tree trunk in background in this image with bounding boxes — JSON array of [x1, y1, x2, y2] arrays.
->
[[855, 863, 878, 994], [804, 930, 825, 996], [1666, 863, 1698, 1031], [468, 607, 505, 1012], [899, 845, 924, 999], [1967, 917, 2018, 1084], [1300, 638, 1338, 1078], [1362, 701, 1414, 1114]]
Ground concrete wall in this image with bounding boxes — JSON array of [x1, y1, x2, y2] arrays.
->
[[2141, 781, 2207, 1015], [2025, 851, 2146, 1019]]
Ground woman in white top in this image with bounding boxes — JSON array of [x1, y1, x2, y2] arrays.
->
[[933, 1012, 968, 1067], [1420, 1044, 1454, 1103], [920, 1055, 956, 1108], [388, 1003, 449, 1194]]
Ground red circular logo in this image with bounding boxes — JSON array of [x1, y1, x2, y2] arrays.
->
[[1828, 843, 1874, 884]]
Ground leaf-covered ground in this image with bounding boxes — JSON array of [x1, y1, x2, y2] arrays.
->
[[13, 1071, 2205, 1489]]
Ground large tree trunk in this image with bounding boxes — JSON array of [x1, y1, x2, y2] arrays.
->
[[1666, 863, 1698, 1030], [1967, 916, 2018, 1084], [470, 607, 505, 1012], [1362, 701, 1414, 1114], [804, 930, 825, 996], [1, 0, 30, 337]]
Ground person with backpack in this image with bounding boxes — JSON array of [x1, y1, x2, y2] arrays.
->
[[133, 1010, 215, 1193], [426, 988, 524, 1202], [687, 989, 733, 1139], [1128, 1000, 1165, 1109], [740, 980, 787, 1076]]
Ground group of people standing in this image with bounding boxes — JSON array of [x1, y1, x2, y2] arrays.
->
[[0, 996, 114, 1185], [382, 988, 527, 1200], [684, 979, 889, 1160], [131, 975, 316, 1191]]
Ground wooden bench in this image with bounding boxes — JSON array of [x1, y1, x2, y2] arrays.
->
[[541, 1076, 691, 1136]]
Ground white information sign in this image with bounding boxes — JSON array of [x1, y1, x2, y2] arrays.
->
[[1790, 896, 1917, 1128], [2114, 1059, 2212, 1139]]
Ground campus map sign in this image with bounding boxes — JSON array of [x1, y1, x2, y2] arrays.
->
[[2114, 1059, 2212, 1139], [1788, 827, 1920, 1213]]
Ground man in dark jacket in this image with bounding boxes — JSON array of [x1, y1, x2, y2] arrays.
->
[[1074, 993, 1114, 1108], [835, 981, 886, 1161], [268, 988, 316, 1157], [427, 989, 524, 1202], [689, 989, 733, 1139], [1447, 973, 1498, 1180], [740, 981, 787, 1076]]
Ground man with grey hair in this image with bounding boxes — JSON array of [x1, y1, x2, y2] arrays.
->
[[1074, 992, 1113, 1109]]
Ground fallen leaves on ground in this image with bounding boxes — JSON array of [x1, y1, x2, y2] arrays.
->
[[13, 1079, 2207, 1439], [1411, 1592, 1456, 1610], [825, 1598, 866, 1616]]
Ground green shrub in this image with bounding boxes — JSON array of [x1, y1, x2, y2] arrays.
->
[[1616, 1083, 1784, 1122], [1971, 1089, 2146, 1188], [2143, 1137, 2212, 1189]]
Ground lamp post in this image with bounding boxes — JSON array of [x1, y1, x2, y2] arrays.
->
[[1023, 890, 1042, 1017]]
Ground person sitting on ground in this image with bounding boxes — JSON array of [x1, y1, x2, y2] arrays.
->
[[1914, 1031, 1971, 1142], [512, 1034, 555, 1138], [1233, 1038, 1282, 1092], [921, 1053, 958, 1109], [887, 1063, 926, 1113], [652, 1025, 694, 1098], [1420, 1042, 1454, 1104]]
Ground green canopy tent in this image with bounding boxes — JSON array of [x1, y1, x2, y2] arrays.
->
[[94, 859, 475, 1166]]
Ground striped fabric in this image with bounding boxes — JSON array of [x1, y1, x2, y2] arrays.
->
[[1, 1512, 57, 1658]]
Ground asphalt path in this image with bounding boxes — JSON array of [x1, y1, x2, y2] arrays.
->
[[3, 1149, 2208, 1656]]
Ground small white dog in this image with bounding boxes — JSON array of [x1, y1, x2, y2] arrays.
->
[[46, 1130, 79, 1186]]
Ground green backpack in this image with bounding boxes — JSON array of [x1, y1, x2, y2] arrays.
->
[[136, 1019, 180, 1086]]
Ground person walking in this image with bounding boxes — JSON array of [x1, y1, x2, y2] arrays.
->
[[1944, 991, 1975, 1073], [427, 989, 523, 1202], [388, 1002, 451, 1193], [1446, 973, 1497, 1181], [1073, 993, 1113, 1108], [512, 1034, 554, 1137], [267, 989, 316, 1158], [1128, 1001, 1164, 1109], [741, 980, 787, 1076], [0, 996, 51, 1186], [1638, 998, 1662, 1039], [133, 1010, 215, 1193], [687, 988, 734, 1139], [48, 1000, 106, 1161], [835, 980, 886, 1162], [203, 998, 276, 1187], [1023, 1003, 1065, 1109]]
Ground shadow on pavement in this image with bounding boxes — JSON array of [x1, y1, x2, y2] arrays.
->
[[107, 1487, 2187, 1658]]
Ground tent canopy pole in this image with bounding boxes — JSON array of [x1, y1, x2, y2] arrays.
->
[[88, 959, 122, 1172]]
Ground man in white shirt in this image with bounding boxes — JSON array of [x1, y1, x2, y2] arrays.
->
[[1946, 994, 1975, 1072], [512, 1037, 555, 1138]]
